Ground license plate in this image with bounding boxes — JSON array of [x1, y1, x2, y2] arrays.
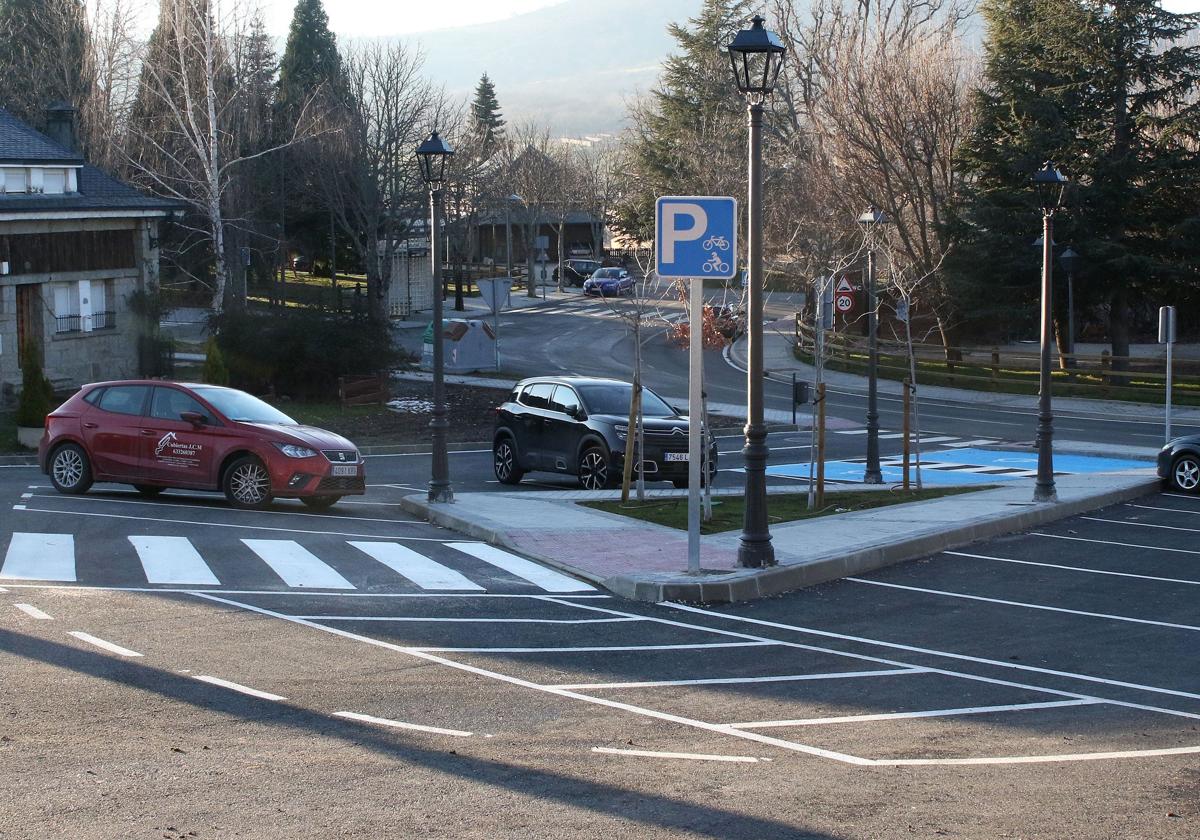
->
[[331, 465, 358, 476], [664, 452, 689, 462]]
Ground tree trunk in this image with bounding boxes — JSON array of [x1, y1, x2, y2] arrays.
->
[[1108, 287, 1131, 379], [1052, 317, 1068, 371], [936, 316, 962, 363]]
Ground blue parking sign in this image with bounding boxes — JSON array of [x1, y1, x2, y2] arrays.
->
[[655, 196, 738, 279]]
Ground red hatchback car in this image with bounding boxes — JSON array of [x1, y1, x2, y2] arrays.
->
[[38, 380, 365, 510]]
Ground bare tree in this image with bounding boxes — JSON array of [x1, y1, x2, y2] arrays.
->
[[576, 139, 622, 261], [83, 0, 141, 172], [500, 123, 564, 298], [310, 39, 438, 321], [125, 0, 324, 313]]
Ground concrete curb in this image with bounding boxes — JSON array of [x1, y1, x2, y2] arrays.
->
[[398, 477, 1161, 603], [604, 477, 1162, 603]]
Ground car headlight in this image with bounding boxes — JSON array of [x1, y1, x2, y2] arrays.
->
[[614, 424, 628, 439], [274, 442, 318, 458]]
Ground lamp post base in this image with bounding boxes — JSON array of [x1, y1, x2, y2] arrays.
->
[[1033, 484, 1057, 503], [428, 483, 454, 504], [737, 541, 776, 569]]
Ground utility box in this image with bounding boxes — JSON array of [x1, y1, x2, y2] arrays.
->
[[793, 379, 811, 405]]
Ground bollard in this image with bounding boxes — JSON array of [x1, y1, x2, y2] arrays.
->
[[991, 347, 1000, 380]]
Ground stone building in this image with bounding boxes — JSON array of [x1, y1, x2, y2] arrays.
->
[[0, 104, 179, 394]]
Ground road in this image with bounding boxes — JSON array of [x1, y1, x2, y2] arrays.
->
[[3, 463, 1198, 837]]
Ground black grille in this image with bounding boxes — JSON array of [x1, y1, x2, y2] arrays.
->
[[322, 450, 357, 463], [641, 428, 688, 442], [318, 476, 365, 493]]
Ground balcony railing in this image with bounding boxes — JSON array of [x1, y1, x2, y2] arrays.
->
[[54, 311, 116, 334]]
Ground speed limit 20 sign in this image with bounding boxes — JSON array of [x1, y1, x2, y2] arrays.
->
[[834, 276, 856, 316]]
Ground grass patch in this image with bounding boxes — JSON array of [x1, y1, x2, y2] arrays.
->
[[0, 411, 22, 454], [582, 485, 989, 534]]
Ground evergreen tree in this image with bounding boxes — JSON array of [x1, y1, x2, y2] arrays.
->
[[276, 0, 344, 121], [614, 0, 752, 240], [950, 0, 1200, 359], [469, 73, 505, 152], [0, 0, 92, 131]]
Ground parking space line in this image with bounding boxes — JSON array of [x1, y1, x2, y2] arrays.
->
[[410, 642, 778, 653], [727, 699, 1103, 729], [295, 616, 641, 624], [591, 747, 762, 764], [552, 668, 927, 691], [1126, 503, 1200, 516], [128, 536, 220, 586], [67, 631, 141, 658], [874, 744, 1200, 766], [190, 592, 875, 765], [1033, 532, 1200, 556], [1081, 516, 1200, 534], [1162, 493, 1200, 503], [13, 603, 53, 620], [24, 492, 423, 526], [333, 711, 472, 737], [661, 602, 1200, 709], [0, 583, 607, 598], [349, 542, 484, 591], [13, 506, 464, 542], [946, 550, 1200, 587], [845, 577, 1200, 633], [193, 675, 285, 701]]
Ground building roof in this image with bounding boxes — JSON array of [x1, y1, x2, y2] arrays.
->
[[0, 108, 82, 164], [0, 107, 180, 215]]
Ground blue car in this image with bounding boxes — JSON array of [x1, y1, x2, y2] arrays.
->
[[583, 267, 634, 296]]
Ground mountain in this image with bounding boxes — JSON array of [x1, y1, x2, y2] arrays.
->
[[404, 0, 701, 136]]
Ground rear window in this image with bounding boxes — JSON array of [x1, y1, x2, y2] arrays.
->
[[97, 385, 149, 416], [82, 387, 105, 406], [518, 383, 555, 410]]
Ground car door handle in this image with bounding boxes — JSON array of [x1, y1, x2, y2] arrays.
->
[[83, 422, 98, 429], [140, 429, 157, 436]]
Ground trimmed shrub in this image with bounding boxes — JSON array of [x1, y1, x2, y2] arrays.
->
[[202, 337, 229, 385], [212, 309, 403, 400]]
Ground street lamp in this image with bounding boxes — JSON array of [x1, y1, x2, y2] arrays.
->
[[858, 205, 890, 484], [727, 14, 786, 569], [1032, 161, 1068, 503], [416, 130, 455, 504], [505, 194, 522, 279], [1059, 246, 1082, 365]]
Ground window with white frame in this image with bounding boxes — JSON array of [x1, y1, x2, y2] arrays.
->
[[41, 168, 66, 194], [2, 168, 27, 195], [53, 279, 115, 333]]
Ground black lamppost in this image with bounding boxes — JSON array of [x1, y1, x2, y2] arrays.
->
[[1059, 246, 1082, 365], [1032, 161, 1068, 503], [416, 130, 455, 504], [858, 205, 889, 484], [727, 15, 786, 569]]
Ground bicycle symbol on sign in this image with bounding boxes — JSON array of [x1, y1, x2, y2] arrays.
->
[[703, 235, 730, 251], [702, 252, 731, 274]]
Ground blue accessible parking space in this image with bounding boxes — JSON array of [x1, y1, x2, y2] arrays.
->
[[767, 447, 1153, 486]]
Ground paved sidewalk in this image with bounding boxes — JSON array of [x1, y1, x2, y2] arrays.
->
[[734, 320, 1200, 423], [399, 468, 1160, 604]]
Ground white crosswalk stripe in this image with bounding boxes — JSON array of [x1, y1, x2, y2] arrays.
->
[[0, 531, 587, 593], [834, 429, 1001, 448], [129, 536, 220, 585], [446, 542, 595, 592], [242, 539, 356, 589], [0, 533, 75, 581], [348, 541, 484, 591]]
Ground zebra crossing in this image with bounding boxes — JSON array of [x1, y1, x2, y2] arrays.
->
[[832, 429, 1004, 448], [0, 532, 593, 593]]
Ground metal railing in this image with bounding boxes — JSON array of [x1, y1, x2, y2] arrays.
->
[[54, 311, 116, 334]]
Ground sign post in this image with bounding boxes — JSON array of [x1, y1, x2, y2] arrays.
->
[[656, 196, 738, 575], [1160, 305, 1177, 443]]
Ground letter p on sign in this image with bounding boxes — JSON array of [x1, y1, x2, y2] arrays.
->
[[655, 196, 737, 279]]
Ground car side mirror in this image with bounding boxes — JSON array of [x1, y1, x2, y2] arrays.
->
[[180, 411, 206, 427], [566, 405, 583, 420]]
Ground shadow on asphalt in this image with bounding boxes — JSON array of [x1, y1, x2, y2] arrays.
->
[[0, 627, 833, 839]]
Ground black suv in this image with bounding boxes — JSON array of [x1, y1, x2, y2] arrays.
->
[[493, 377, 717, 490], [553, 259, 601, 287]]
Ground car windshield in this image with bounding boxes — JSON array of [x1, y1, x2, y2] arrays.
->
[[577, 384, 675, 417], [192, 386, 297, 425], [593, 268, 622, 279]]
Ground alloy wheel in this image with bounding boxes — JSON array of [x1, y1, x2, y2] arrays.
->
[[495, 441, 515, 481], [52, 448, 84, 489], [1174, 456, 1200, 492], [579, 450, 609, 490], [230, 462, 270, 506]]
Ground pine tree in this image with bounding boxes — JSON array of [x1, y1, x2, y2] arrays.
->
[[614, 0, 752, 240], [950, 0, 1200, 359], [470, 73, 505, 152], [0, 0, 92, 131], [276, 0, 344, 122]]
